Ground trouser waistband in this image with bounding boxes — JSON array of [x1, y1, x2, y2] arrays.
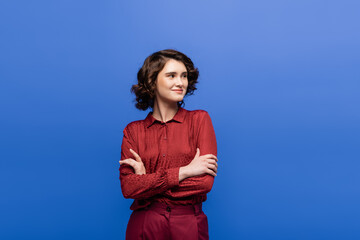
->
[[144, 202, 203, 216]]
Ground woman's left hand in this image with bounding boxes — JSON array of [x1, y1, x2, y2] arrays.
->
[[119, 149, 146, 175]]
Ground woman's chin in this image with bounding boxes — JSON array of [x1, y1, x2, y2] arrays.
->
[[169, 96, 184, 102]]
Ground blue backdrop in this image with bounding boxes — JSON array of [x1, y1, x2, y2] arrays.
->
[[1, 0, 359, 239]]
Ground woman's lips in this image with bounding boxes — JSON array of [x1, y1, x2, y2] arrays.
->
[[172, 90, 183, 93]]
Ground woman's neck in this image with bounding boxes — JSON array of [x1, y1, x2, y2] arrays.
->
[[152, 100, 179, 123]]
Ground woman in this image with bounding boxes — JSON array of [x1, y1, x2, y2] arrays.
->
[[119, 49, 218, 240]]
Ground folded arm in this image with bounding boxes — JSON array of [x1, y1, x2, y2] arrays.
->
[[119, 126, 180, 199], [163, 111, 218, 198]]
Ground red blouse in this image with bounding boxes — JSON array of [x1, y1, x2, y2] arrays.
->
[[119, 106, 217, 211]]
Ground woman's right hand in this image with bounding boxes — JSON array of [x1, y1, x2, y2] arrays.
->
[[119, 148, 146, 175], [179, 148, 218, 181]]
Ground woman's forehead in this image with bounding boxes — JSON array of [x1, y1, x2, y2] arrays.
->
[[162, 59, 187, 72]]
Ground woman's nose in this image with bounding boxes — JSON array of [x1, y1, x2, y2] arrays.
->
[[175, 76, 183, 86]]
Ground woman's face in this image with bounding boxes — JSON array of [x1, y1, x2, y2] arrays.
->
[[154, 59, 188, 106]]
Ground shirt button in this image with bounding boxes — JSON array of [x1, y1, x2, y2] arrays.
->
[[162, 154, 166, 157], [164, 137, 167, 140], [166, 206, 171, 212]]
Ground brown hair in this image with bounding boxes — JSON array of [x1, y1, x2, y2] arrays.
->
[[130, 49, 199, 110]]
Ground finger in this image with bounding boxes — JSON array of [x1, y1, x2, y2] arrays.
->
[[129, 149, 142, 162], [204, 154, 218, 161], [207, 163, 218, 173], [207, 159, 218, 168], [195, 148, 200, 157], [119, 159, 131, 166], [119, 159, 136, 168], [119, 157, 135, 162], [206, 168, 217, 177], [211, 154, 218, 161]]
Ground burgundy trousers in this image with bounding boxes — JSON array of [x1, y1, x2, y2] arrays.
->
[[125, 202, 209, 240]]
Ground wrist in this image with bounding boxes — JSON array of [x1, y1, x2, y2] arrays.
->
[[179, 166, 190, 182]]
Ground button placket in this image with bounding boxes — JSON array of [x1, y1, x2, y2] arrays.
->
[[164, 123, 167, 140], [161, 124, 167, 158]]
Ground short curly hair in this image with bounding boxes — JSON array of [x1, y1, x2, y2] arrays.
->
[[130, 49, 199, 111]]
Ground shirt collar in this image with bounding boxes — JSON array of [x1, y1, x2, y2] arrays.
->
[[145, 106, 186, 128]]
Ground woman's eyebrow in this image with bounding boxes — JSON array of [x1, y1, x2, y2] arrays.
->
[[165, 71, 187, 75], [165, 72, 177, 75]]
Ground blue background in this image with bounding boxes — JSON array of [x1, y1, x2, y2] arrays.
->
[[1, 0, 359, 239]]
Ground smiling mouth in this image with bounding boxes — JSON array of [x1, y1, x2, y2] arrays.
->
[[172, 90, 183, 93]]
